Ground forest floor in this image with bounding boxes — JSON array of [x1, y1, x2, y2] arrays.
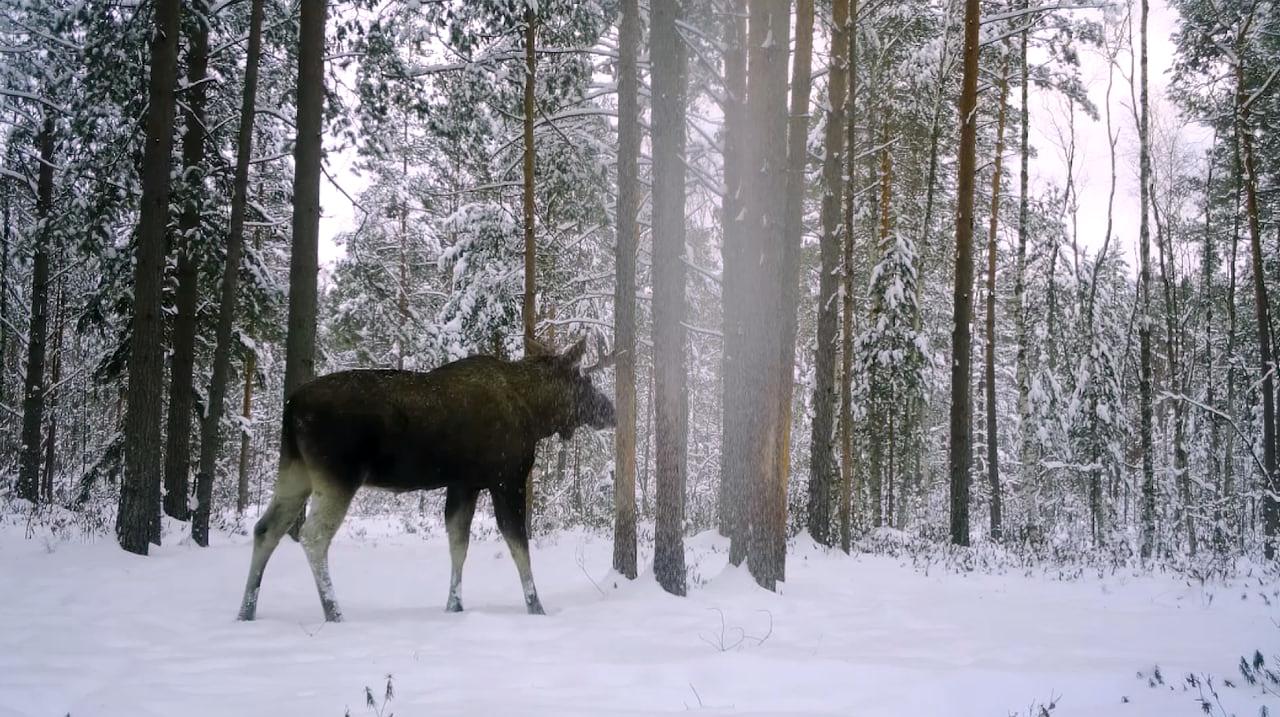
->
[[1, 511, 1277, 717]]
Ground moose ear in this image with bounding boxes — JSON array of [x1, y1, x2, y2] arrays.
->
[[526, 337, 555, 357], [560, 336, 588, 367]]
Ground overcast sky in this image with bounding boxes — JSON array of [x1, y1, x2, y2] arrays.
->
[[316, 1, 1195, 275]]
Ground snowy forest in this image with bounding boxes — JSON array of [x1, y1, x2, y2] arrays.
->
[[2, 0, 1280, 714]]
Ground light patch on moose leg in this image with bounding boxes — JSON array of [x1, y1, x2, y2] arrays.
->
[[506, 540, 545, 615], [237, 463, 312, 621], [299, 476, 355, 623], [444, 487, 479, 613], [492, 486, 545, 615]]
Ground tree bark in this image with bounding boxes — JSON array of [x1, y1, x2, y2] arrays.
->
[[118, 0, 181, 554], [948, 0, 981, 547], [838, 0, 859, 554], [41, 282, 65, 503], [281, 0, 327, 542], [237, 349, 256, 515], [612, 0, 640, 580], [17, 115, 55, 506], [1013, 0, 1034, 523], [164, 4, 211, 521], [193, 0, 264, 545], [743, 0, 791, 589], [1236, 61, 1279, 559], [774, 0, 812, 576], [651, 0, 688, 596], [1137, 0, 1156, 560], [984, 59, 1010, 541], [720, 0, 750, 564], [522, 7, 538, 350], [807, 0, 849, 546], [522, 6, 539, 537]]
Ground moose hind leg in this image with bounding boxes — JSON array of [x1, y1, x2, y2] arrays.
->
[[300, 476, 356, 622], [444, 486, 480, 612], [492, 486, 544, 615], [238, 462, 312, 621]]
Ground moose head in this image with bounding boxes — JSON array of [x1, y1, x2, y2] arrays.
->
[[525, 335, 618, 439]]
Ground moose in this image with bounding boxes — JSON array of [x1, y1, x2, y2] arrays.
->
[[236, 337, 617, 622]]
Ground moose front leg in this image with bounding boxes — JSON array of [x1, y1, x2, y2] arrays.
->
[[491, 484, 545, 615], [444, 486, 479, 612]]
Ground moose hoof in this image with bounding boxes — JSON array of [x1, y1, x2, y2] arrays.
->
[[526, 600, 546, 616], [446, 599, 464, 613]]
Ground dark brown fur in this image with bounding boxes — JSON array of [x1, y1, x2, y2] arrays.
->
[[237, 341, 615, 622]]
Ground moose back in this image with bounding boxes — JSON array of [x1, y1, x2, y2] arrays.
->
[[236, 338, 616, 622]]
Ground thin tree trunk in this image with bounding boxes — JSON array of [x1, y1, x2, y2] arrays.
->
[[948, 0, 981, 547], [984, 59, 1010, 541], [870, 112, 893, 529], [1013, 0, 1034, 524], [838, 0, 859, 553], [521, 6, 539, 537], [164, 3, 211, 521], [118, 0, 181, 554], [522, 8, 538, 349], [612, 0, 640, 580], [0, 186, 10, 457], [721, 0, 750, 564], [1226, 127, 1242, 551], [281, 0, 327, 542], [651, 0, 688, 596], [1137, 0, 1157, 560], [237, 348, 256, 515], [41, 282, 65, 503], [193, 0, 264, 545], [807, 0, 849, 546], [17, 115, 55, 505], [1202, 146, 1223, 552], [1152, 179, 1193, 555], [777, 0, 813, 566], [1236, 61, 1278, 559]]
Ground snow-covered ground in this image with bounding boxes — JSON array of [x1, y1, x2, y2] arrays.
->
[[2, 515, 1277, 717]]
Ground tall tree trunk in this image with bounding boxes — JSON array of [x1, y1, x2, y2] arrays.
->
[[743, 0, 791, 589], [777, 0, 813, 565], [118, 0, 181, 554], [1202, 147, 1223, 552], [237, 349, 256, 515], [41, 282, 65, 503], [0, 186, 11, 457], [1013, 0, 1034, 524], [164, 4, 211, 521], [1236, 62, 1279, 559], [807, 0, 849, 546], [522, 8, 538, 350], [984, 59, 1010, 541], [720, 0, 750, 564], [948, 0, 981, 547], [612, 0, 640, 580], [522, 6, 539, 537], [1152, 183, 1193, 555], [17, 115, 55, 505], [870, 112, 894, 529], [838, 0, 859, 553], [193, 0, 264, 545], [1137, 0, 1157, 560], [651, 0, 688, 596], [281, 0, 327, 542]]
